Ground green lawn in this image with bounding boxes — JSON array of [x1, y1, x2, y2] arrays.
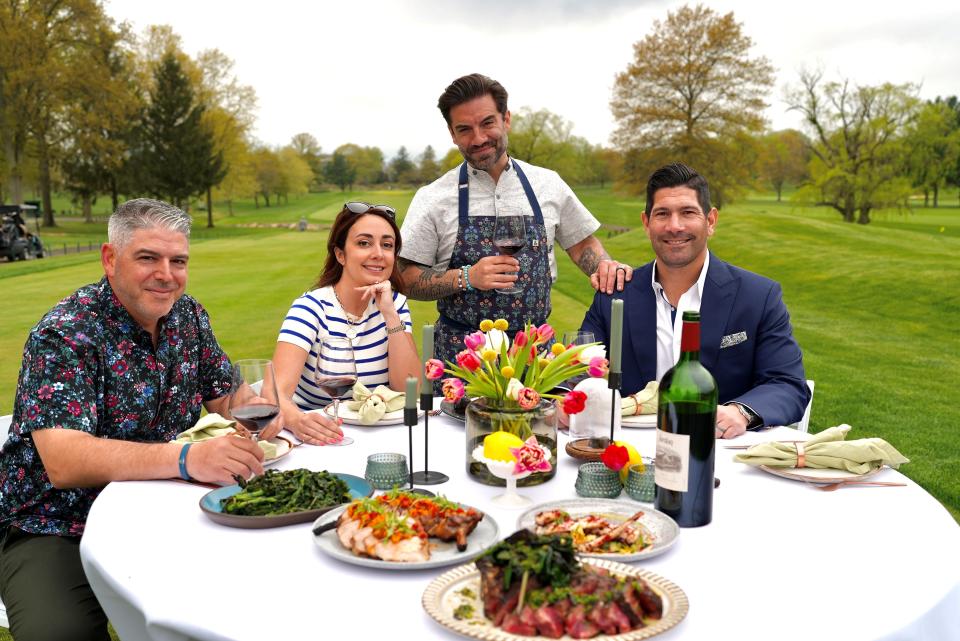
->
[[2, 188, 958, 520]]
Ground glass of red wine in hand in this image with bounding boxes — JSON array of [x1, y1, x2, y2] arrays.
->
[[493, 207, 527, 295], [229, 359, 280, 448], [314, 336, 357, 446]]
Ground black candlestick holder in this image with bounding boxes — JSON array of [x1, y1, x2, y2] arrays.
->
[[411, 392, 449, 485], [586, 370, 621, 450], [404, 405, 434, 496]]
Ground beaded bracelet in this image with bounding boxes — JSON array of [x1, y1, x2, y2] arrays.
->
[[463, 264, 474, 291], [456, 268, 464, 291], [178, 442, 192, 480]]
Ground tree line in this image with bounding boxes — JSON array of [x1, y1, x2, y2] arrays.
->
[[2, 2, 958, 228]]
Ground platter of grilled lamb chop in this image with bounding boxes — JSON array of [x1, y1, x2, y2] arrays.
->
[[422, 530, 688, 640], [312, 489, 499, 570], [515, 499, 679, 562]]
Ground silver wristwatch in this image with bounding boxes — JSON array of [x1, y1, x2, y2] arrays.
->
[[732, 403, 760, 429]]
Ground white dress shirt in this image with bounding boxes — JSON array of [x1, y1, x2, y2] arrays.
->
[[652, 252, 711, 381]]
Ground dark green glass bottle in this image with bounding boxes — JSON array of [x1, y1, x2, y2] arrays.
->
[[654, 311, 718, 527]]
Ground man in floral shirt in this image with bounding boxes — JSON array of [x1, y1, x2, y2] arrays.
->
[[0, 199, 265, 640]]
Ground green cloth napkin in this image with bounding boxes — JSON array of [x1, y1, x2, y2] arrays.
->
[[734, 424, 909, 474], [345, 382, 406, 425], [623, 381, 658, 416], [173, 413, 278, 459]]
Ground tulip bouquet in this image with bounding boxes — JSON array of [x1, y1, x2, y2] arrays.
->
[[424, 318, 608, 411]]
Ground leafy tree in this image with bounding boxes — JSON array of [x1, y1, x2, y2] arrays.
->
[[440, 147, 462, 172], [251, 147, 280, 206], [290, 132, 323, 187], [418, 145, 440, 184], [905, 101, 960, 207], [787, 70, 918, 224], [133, 53, 223, 208], [757, 130, 810, 201], [213, 144, 256, 215], [610, 4, 774, 206], [335, 143, 386, 185], [389, 146, 417, 184], [324, 152, 356, 191], [273, 147, 312, 203]]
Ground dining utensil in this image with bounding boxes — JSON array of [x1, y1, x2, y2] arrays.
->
[[813, 480, 908, 492]]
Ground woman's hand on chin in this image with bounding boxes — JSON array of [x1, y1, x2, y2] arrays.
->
[[356, 280, 393, 312], [293, 410, 345, 445]]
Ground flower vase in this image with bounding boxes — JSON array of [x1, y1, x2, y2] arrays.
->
[[465, 398, 557, 486]]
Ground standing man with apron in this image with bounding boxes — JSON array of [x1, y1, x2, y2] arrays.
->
[[399, 73, 633, 373]]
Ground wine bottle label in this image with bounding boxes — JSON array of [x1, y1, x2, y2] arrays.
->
[[654, 430, 690, 492]]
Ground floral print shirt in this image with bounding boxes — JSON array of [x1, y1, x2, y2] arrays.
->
[[0, 277, 233, 537]]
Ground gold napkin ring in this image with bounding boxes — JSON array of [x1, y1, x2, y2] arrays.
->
[[795, 442, 806, 468], [628, 393, 643, 416]]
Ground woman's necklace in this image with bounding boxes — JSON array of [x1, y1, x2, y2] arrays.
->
[[332, 286, 363, 340]]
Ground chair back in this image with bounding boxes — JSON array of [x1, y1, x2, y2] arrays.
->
[[795, 380, 815, 433]]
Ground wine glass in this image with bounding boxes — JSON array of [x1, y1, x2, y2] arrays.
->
[[493, 207, 527, 295], [314, 336, 357, 446], [229, 359, 280, 444]]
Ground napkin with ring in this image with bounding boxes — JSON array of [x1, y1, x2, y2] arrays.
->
[[174, 413, 278, 459], [345, 382, 406, 424], [622, 381, 658, 416]]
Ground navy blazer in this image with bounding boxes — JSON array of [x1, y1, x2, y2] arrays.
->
[[580, 253, 810, 427]]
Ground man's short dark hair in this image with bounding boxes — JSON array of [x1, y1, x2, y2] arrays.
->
[[645, 163, 711, 216], [437, 73, 509, 126]]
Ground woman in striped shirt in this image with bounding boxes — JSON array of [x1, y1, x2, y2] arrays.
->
[[272, 203, 420, 444]]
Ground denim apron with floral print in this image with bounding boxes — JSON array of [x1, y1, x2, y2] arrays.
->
[[435, 161, 552, 373]]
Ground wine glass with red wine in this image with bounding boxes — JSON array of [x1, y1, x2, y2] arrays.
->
[[493, 207, 527, 295], [229, 359, 281, 445], [314, 336, 357, 446]]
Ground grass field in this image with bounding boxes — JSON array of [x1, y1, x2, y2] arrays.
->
[[2, 187, 958, 517]]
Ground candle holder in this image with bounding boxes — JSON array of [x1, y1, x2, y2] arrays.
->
[[404, 390, 434, 497], [411, 392, 449, 485]]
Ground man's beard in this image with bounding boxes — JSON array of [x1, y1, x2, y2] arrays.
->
[[465, 132, 508, 172]]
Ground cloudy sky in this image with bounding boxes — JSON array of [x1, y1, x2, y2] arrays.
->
[[104, 0, 960, 160]]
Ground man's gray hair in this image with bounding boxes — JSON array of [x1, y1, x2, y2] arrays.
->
[[108, 198, 192, 248]]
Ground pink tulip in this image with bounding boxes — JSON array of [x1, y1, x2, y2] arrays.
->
[[424, 358, 445, 380], [517, 387, 541, 410], [510, 436, 552, 475], [536, 323, 554, 343], [464, 331, 486, 351], [513, 330, 529, 348], [588, 356, 609, 378], [441, 378, 465, 403], [455, 349, 482, 372]]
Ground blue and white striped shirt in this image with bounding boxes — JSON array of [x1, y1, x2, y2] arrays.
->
[[277, 286, 412, 410]]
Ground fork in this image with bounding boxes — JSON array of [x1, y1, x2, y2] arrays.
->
[[814, 480, 907, 492]]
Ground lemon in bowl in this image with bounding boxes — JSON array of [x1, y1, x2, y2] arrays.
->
[[483, 431, 525, 462]]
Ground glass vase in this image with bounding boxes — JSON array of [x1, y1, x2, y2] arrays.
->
[[465, 397, 558, 486]]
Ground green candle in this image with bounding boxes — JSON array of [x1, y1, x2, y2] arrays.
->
[[610, 299, 624, 373], [421, 324, 434, 386], [405, 377, 417, 409]]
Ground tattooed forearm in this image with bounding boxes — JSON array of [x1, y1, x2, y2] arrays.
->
[[401, 261, 459, 301], [575, 247, 612, 275]]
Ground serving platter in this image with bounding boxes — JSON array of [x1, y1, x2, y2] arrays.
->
[[515, 498, 679, 562], [199, 473, 372, 529], [422, 558, 688, 641], [316, 405, 424, 426], [312, 503, 500, 570], [757, 464, 884, 484]]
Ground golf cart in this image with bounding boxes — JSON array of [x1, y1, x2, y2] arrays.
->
[[0, 204, 44, 261]]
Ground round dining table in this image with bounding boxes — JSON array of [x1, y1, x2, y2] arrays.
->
[[80, 406, 960, 641]]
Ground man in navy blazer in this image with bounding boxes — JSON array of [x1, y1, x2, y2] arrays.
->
[[580, 163, 809, 438]]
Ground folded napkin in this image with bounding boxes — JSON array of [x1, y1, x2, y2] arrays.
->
[[345, 382, 406, 425], [734, 424, 909, 474], [622, 381, 658, 416], [173, 413, 278, 459]]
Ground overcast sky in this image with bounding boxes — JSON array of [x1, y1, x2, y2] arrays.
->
[[104, 0, 960, 160]]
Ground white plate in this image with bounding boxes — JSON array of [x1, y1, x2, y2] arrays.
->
[[422, 558, 689, 641], [312, 503, 500, 570], [312, 404, 424, 426], [622, 413, 657, 428], [758, 464, 884, 483], [263, 436, 292, 467], [516, 498, 679, 562]]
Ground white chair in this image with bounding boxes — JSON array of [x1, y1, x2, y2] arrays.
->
[[795, 380, 815, 433], [1, 414, 11, 629]]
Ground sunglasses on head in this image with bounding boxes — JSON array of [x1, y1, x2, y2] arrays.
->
[[344, 201, 396, 219]]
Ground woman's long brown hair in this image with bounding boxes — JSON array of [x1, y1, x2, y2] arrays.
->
[[312, 206, 405, 294]]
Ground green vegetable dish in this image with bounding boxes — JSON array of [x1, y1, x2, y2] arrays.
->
[[221, 468, 351, 516]]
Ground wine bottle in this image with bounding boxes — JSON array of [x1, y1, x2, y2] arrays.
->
[[654, 310, 718, 527]]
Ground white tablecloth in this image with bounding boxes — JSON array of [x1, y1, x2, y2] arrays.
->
[[80, 410, 960, 641]]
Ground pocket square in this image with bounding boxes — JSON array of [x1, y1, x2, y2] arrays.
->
[[720, 331, 747, 348]]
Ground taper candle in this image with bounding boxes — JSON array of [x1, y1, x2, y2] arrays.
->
[[405, 377, 417, 409], [610, 299, 623, 373], [421, 324, 434, 386]]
